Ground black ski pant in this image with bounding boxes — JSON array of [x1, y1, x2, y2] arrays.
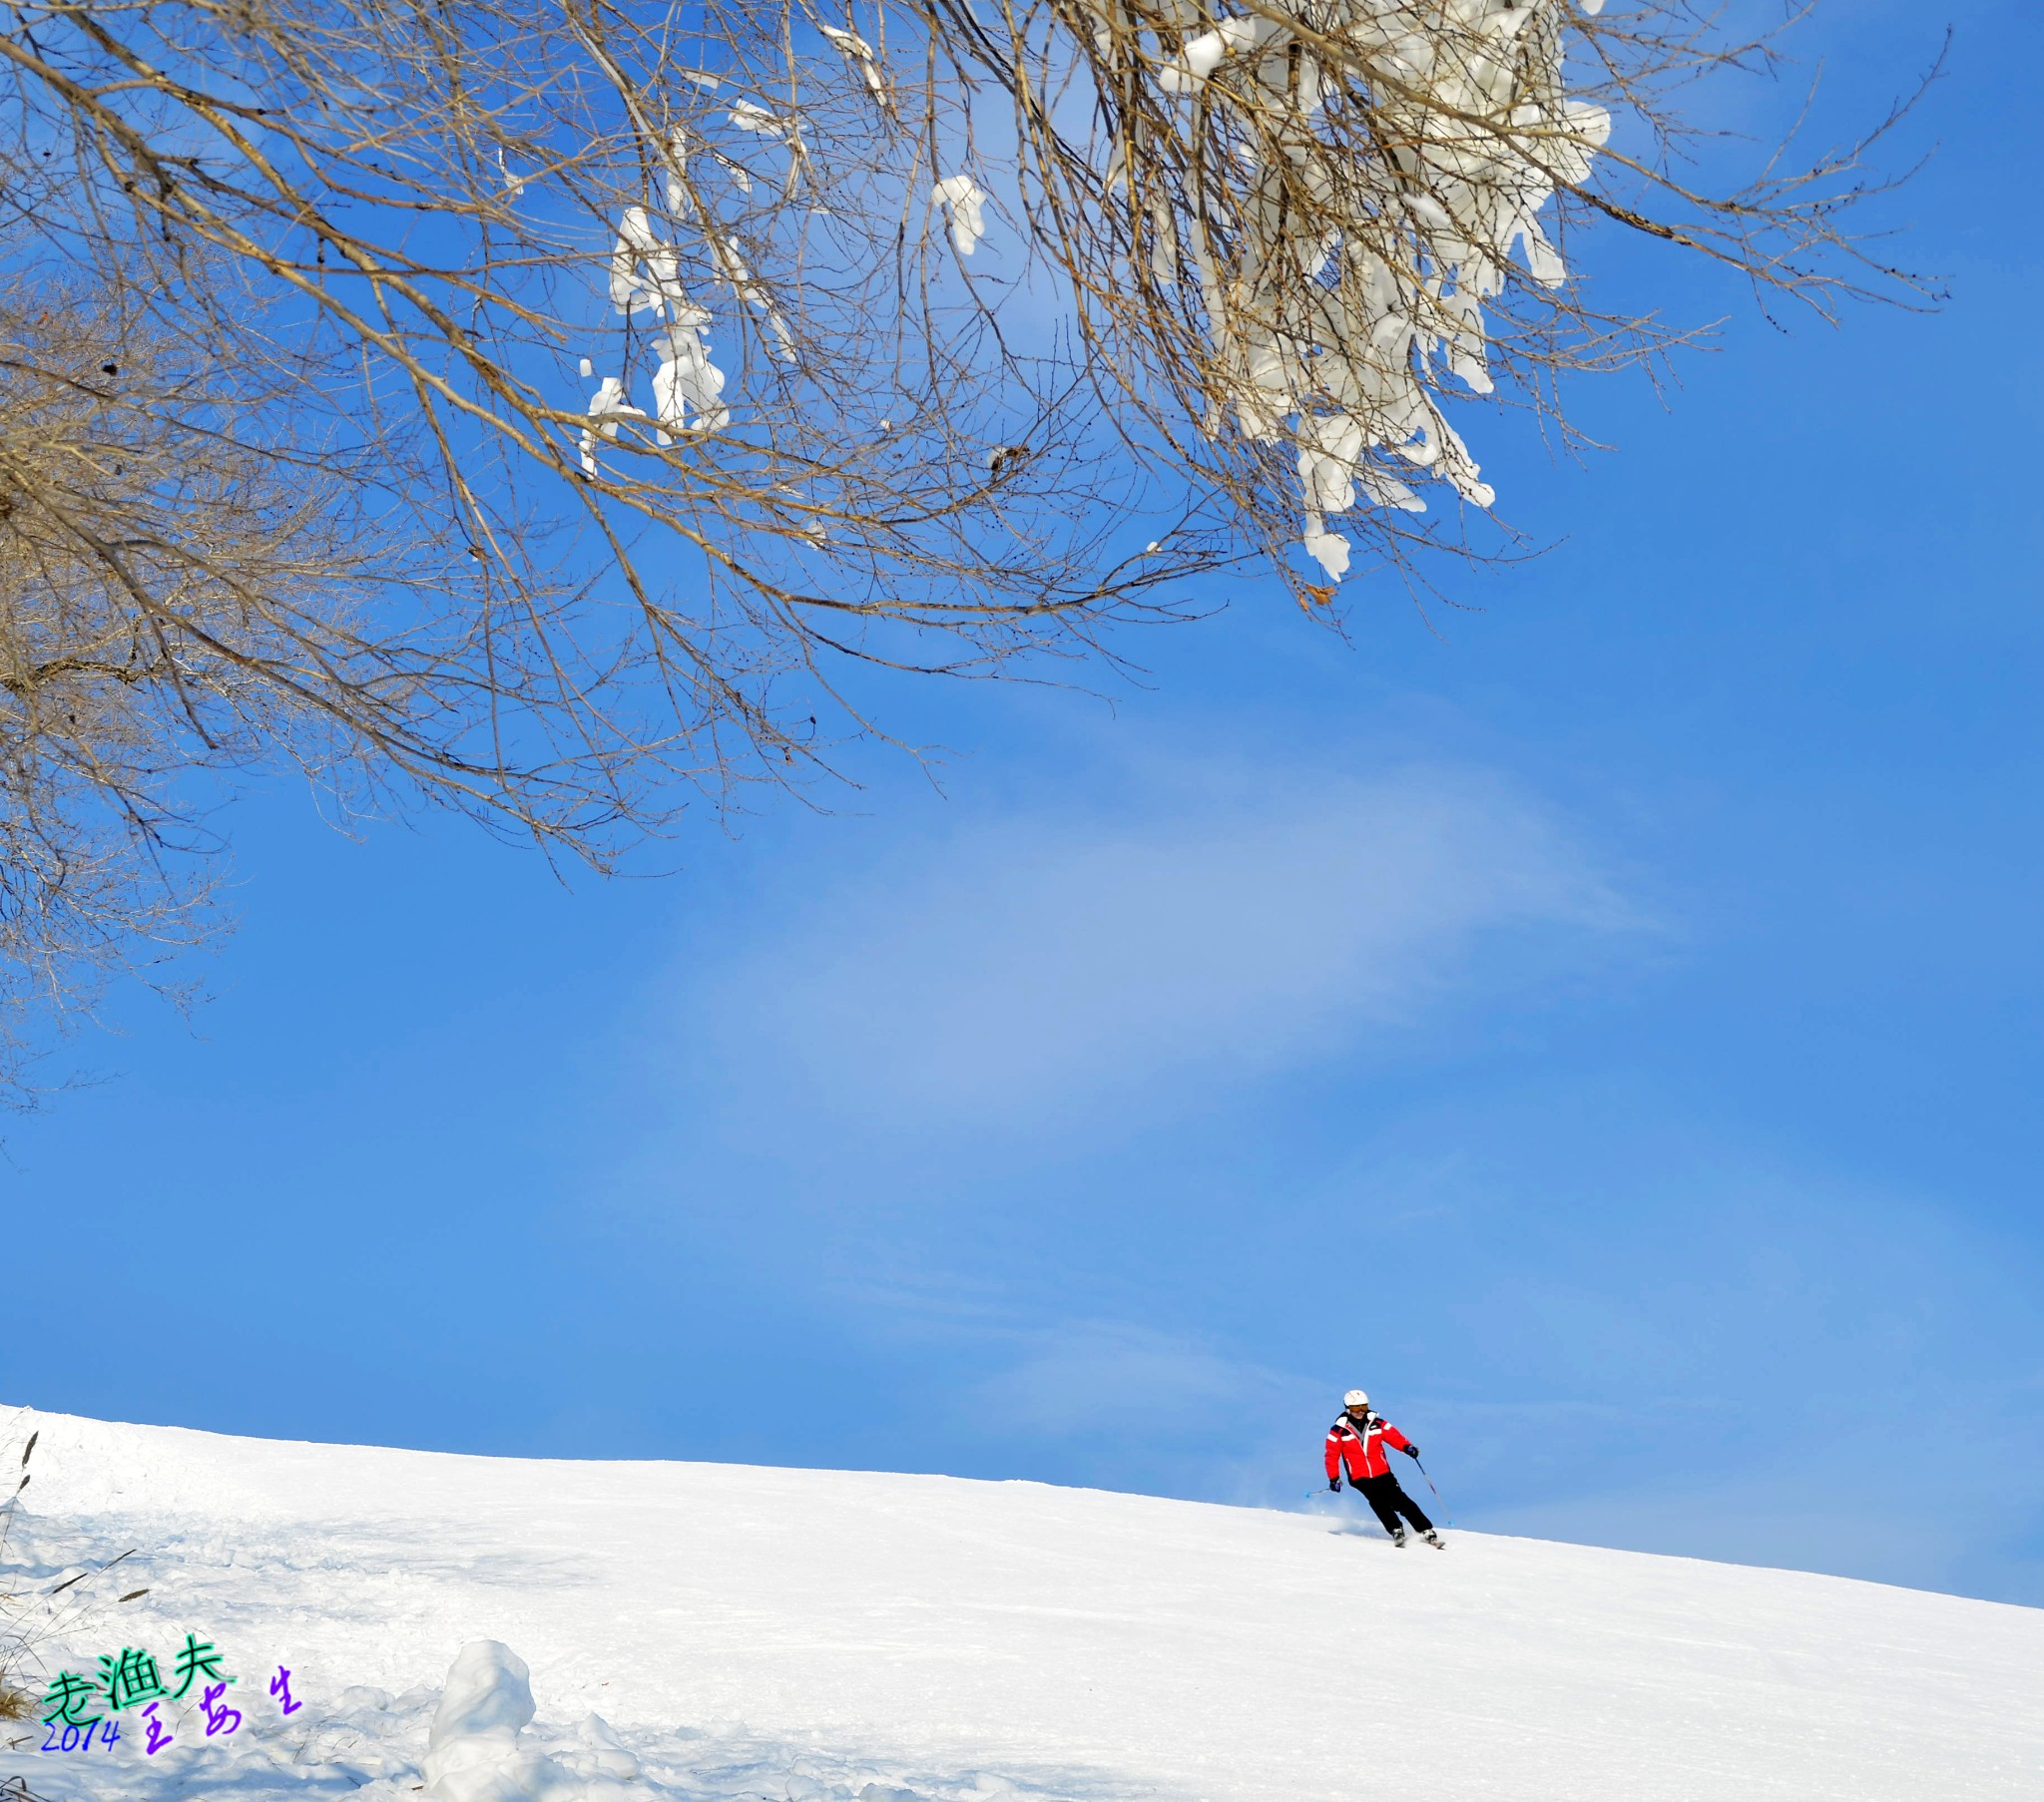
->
[[1348, 1472, 1432, 1537]]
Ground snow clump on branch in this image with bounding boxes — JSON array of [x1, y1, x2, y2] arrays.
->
[[1081, 0, 1613, 578], [932, 176, 990, 256]]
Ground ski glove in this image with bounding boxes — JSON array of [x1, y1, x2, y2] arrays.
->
[[1327, 1478, 1341, 1492], [1403, 1444, 1421, 1459]]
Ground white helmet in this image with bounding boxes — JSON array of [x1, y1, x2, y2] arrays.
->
[[1342, 1389, 1369, 1412]]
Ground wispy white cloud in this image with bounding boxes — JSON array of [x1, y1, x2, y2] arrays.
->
[[709, 758, 1641, 1122], [974, 1321, 1312, 1437], [963, 1320, 1332, 1508], [1470, 1408, 2044, 1600]]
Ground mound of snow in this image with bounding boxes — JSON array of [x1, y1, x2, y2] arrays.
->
[[411, 1641, 652, 1802], [5, 1406, 2041, 1802]]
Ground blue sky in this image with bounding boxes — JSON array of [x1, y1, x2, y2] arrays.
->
[[9, 0, 2042, 1607]]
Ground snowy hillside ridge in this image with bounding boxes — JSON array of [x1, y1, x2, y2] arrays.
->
[[5, 1408, 2043, 1802]]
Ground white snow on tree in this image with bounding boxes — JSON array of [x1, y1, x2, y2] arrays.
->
[[575, 0, 1617, 582], [1, 0, 1911, 918], [1070, 0, 1613, 577]]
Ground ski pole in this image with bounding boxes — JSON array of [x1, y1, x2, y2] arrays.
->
[[1411, 1457, 1453, 1525]]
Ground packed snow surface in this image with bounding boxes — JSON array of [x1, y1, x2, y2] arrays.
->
[[6, 1408, 2041, 1802]]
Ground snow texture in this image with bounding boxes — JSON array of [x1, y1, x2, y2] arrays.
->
[[6, 1406, 2041, 1802]]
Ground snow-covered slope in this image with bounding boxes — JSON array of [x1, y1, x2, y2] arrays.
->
[[6, 1408, 2040, 1802]]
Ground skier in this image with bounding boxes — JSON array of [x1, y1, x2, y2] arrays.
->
[[1324, 1390, 1442, 1548]]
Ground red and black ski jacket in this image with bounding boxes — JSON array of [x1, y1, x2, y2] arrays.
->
[[1325, 1411, 1413, 1482]]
